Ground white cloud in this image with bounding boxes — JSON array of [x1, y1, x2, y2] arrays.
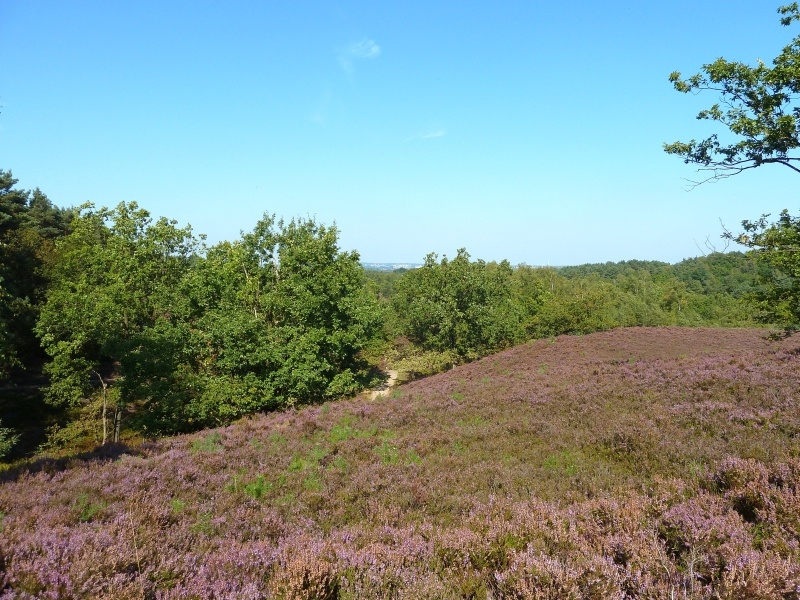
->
[[350, 39, 380, 59], [405, 128, 447, 141], [339, 39, 381, 73], [421, 129, 446, 139]]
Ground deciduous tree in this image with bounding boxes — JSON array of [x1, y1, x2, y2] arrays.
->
[[735, 210, 800, 329], [165, 214, 383, 430], [392, 249, 523, 360], [665, 4, 800, 330], [36, 202, 198, 442], [664, 4, 800, 183]]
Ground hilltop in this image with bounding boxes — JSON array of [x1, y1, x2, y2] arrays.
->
[[1, 327, 799, 598]]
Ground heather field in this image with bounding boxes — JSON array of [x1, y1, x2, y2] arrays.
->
[[2, 327, 800, 598]]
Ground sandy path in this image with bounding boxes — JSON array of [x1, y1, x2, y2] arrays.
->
[[368, 369, 399, 400]]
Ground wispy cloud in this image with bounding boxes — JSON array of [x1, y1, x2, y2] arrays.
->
[[350, 39, 380, 59], [405, 128, 447, 142], [339, 39, 381, 73]]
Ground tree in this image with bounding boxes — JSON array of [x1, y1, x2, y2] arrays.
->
[[392, 249, 524, 360], [36, 205, 383, 442], [734, 210, 800, 329], [119, 213, 384, 433], [0, 170, 73, 378], [664, 4, 800, 184], [665, 4, 800, 331], [0, 418, 19, 460], [529, 275, 618, 337], [36, 202, 198, 443], [0, 279, 20, 378]]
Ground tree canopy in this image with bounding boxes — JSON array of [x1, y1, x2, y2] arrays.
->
[[664, 4, 800, 184], [33, 207, 384, 438], [0, 170, 73, 379], [665, 4, 800, 332], [392, 250, 525, 361]]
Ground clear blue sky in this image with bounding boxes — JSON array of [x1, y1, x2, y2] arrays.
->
[[1, 1, 796, 265]]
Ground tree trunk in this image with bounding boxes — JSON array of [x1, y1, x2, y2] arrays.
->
[[113, 408, 122, 443], [90, 370, 109, 446]]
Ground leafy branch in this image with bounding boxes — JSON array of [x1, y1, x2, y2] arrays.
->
[[664, 4, 800, 185]]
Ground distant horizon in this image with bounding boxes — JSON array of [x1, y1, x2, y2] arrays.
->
[[360, 249, 745, 270]]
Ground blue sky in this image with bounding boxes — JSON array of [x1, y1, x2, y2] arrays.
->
[[1, 1, 796, 265]]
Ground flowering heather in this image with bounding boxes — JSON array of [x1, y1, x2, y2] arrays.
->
[[1, 327, 799, 598]]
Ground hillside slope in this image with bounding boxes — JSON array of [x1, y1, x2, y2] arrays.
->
[[1, 327, 799, 598]]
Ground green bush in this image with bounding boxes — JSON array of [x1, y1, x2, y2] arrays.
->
[[392, 249, 524, 360], [0, 419, 19, 460]]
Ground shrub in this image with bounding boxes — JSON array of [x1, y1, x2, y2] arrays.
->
[[0, 420, 18, 460]]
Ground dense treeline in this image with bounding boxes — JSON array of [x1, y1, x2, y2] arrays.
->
[[35, 203, 382, 449], [0, 171, 74, 378], [372, 251, 759, 377], [0, 170, 773, 460], [557, 253, 768, 298]]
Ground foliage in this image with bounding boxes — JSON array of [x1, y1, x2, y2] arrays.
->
[[377, 253, 762, 379], [394, 349, 458, 379], [35, 404, 105, 455], [558, 253, 765, 299], [384, 252, 760, 376], [392, 249, 525, 360], [0, 282, 19, 378], [35, 201, 199, 441], [34, 207, 384, 440], [0, 419, 19, 460], [734, 209, 800, 329], [664, 4, 800, 183], [530, 274, 619, 336], [664, 4, 800, 331], [363, 268, 406, 300], [0, 170, 73, 378], [671, 252, 767, 297], [178, 215, 382, 428], [554, 254, 760, 329], [509, 264, 548, 335]]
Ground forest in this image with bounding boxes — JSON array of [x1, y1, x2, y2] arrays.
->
[[0, 169, 781, 463]]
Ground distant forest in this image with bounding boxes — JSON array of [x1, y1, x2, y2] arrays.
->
[[0, 170, 774, 462]]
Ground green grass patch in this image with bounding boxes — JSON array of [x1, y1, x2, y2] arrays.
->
[[191, 512, 215, 536], [288, 455, 312, 472], [375, 439, 400, 465], [191, 432, 222, 453], [543, 450, 580, 476], [458, 415, 488, 427], [332, 456, 350, 472], [328, 415, 375, 443], [288, 445, 328, 474], [75, 493, 106, 523], [268, 432, 287, 446], [277, 492, 295, 507], [405, 448, 423, 465], [243, 475, 271, 500], [302, 473, 323, 492]]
